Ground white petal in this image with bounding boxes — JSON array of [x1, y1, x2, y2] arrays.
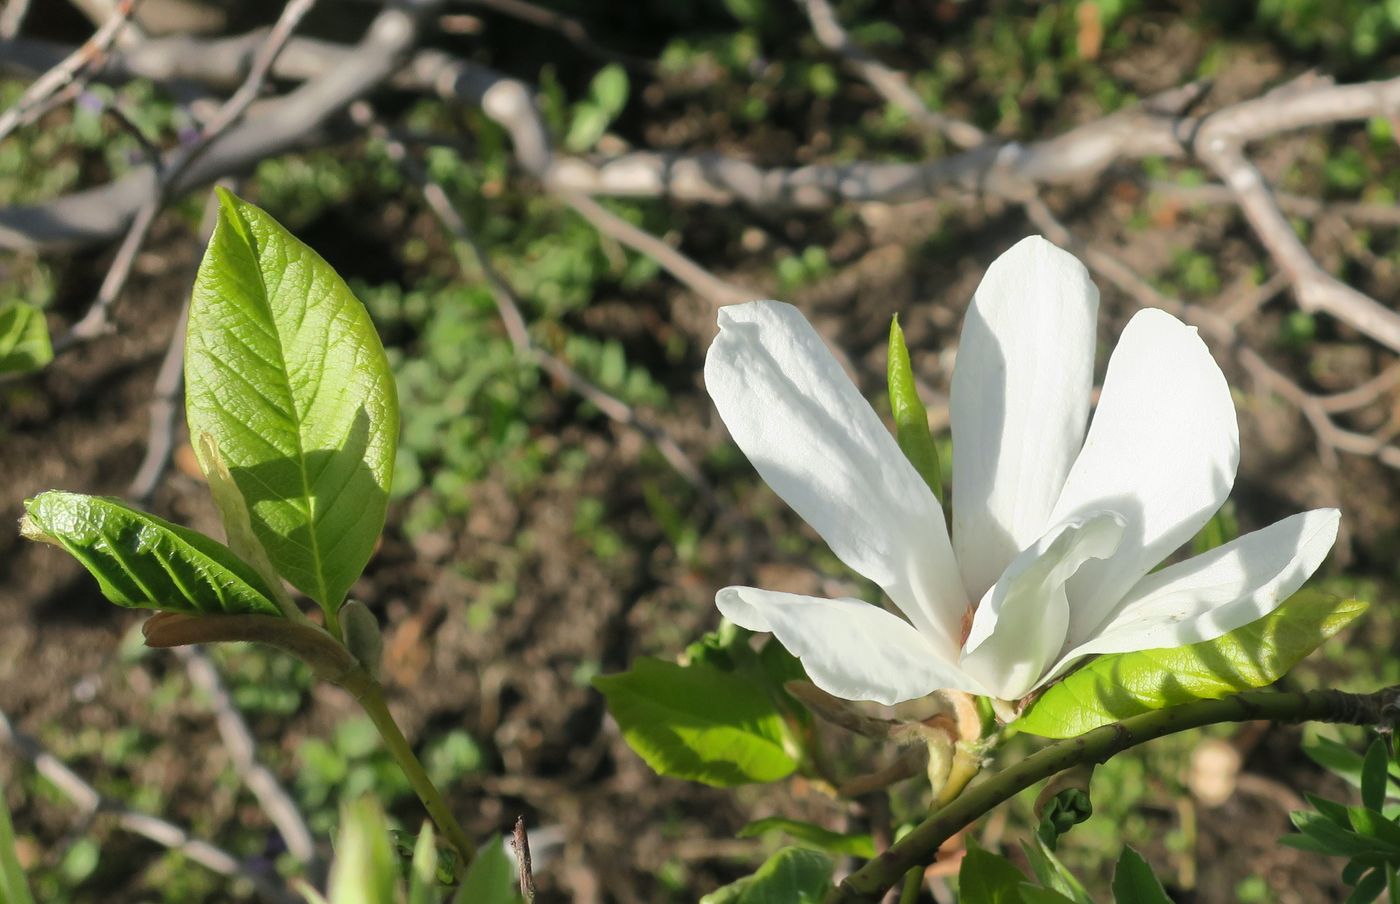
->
[[1040, 509, 1340, 684], [716, 586, 986, 705], [959, 511, 1125, 700], [951, 237, 1099, 600], [1049, 308, 1240, 645], [705, 301, 968, 653]]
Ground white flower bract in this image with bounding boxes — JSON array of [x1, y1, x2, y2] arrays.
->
[[704, 236, 1340, 705]]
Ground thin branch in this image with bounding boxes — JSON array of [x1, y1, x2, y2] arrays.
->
[[55, 0, 320, 351], [128, 300, 189, 502], [0, 707, 294, 903], [1149, 180, 1400, 228], [352, 105, 714, 495], [462, 0, 652, 69], [0, 0, 136, 144], [825, 684, 1400, 902], [175, 646, 319, 869], [795, 0, 984, 149], [512, 816, 537, 903]]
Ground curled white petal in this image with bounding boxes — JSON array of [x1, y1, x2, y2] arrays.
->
[[960, 511, 1125, 700], [1038, 509, 1341, 686], [717, 586, 986, 705], [1050, 308, 1240, 645], [951, 236, 1099, 600], [705, 301, 968, 652]]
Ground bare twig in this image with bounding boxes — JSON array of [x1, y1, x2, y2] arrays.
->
[[174, 647, 319, 869], [0, 707, 294, 903], [512, 816, 537, 902], [0, 0, 136, 144], [56, 0, 319, 351], [1024, 196, 1400, 472], [463, 0, 651, 68], [353, 104, 714, 494], [1148, 180, 1400, 228], [128, 299, 189, 502], [558, 191, 757, 306], [796, 0, 984, 149], [0, 0, 32, 40]]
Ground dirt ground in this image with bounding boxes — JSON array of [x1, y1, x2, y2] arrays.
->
[[4, 5, 1400, 903]]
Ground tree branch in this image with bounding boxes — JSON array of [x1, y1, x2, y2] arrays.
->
[[825, 684, 1400, 903]]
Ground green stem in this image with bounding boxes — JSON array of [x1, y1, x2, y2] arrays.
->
[[825, 684, 1400, 903], [356, 681, 476, 864]]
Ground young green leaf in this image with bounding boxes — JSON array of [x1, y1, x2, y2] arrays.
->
[[958, 842, 1030, 904], [21, 491, 280, 616], [593, 657, 799, 787], [0, 302, 52, 375], [700, 847, 833, 904], [738, 817, 876, 858], [327, 799, 399, 904], [1110, 848, 1172, 904], [455, 837, 518, 904], [1304, 734, 1400, 796], [1022, 839, 1093, 904], [185, 190, 398, 615], [887, 315, 943, 502], [409, 822, 438, 904], [0, 789, 35, 904], [1018, 591, 1367, 738], [1364, 739, 1392, 813]]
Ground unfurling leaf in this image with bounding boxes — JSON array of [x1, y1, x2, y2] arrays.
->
[[21, 491, 280, 617], [185, 190, 398, 615], [593, 657, 798, 787], [1018, 591, 1367, 738]]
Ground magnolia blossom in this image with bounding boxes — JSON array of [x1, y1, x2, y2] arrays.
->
[[705, 237, 1339, 705]]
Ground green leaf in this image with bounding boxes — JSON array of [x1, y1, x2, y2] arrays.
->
[[21, 491, 280, 616], [1021, 839, 1092, 904], [1110, 848, 1172, 903], [959, 842, 1029, 903], [408, 823, 438, 904], [1348, 866, 1387, 904], [700, 847, 833, 904], [185, 190, 398, 613], [593, 657, 798, 787], [738, 817, 875, 858], [564, 103, 611, 152], [887, 315, 943, 502], [1018, 591, 1368, 738], [589, 64, 629, 117], [455, 837, 518, 904], [1019, 886, 1079, 904], [327, 799, 398, 904], [1365, 739, 1392, 812], [0, 302, 52, 375], [0, 789, 35, 904], [1304, 735, 1400, 796]]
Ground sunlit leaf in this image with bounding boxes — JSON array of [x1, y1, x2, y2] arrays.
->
[[959, 842, 1028, 904], [455, 837, 519, 904], [21, 491, 280, 616], [594, 657, 798, 787], [1018, 591, 1367, 738], [185, 190, 398, 614]]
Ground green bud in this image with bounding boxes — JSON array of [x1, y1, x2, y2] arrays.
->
[[341, 600, 383, 680]]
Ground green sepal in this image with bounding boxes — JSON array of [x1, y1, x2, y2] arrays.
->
[[887, 315, 943, 502]]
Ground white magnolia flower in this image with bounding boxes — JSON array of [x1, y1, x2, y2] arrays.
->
[[705, 236, 1339, 705]]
